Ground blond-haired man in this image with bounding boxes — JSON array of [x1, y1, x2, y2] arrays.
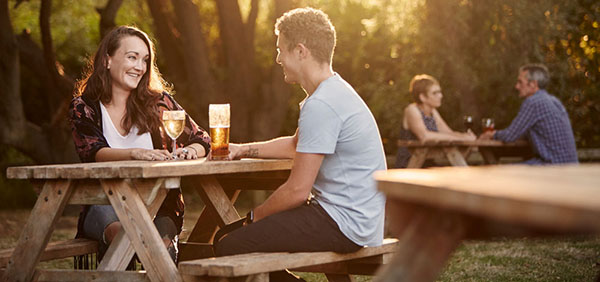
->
[[214, 7, 386, 281]]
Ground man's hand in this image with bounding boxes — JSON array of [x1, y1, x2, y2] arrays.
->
[[227, 143, 247, 160], [478, 130, 496, 140]]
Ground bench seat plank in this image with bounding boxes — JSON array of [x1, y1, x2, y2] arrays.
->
[[179, 239, 398, 277], [33, 269, 149, 282], [0, 238, 98, 267]]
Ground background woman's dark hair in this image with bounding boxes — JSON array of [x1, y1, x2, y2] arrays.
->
[[409, 74, 439, 104], [74, 26, 171, 135]]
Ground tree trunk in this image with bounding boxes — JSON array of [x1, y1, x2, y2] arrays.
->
[[252, 0, 294, 140], [0, 0, 78, 164], [147, 0, 296, 142], [98, 0, 124, 39], [172, 0, 221, 120], [215, 0, 258, 141]]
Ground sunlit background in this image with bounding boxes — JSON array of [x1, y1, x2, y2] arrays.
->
[[2, 0, 599, 204]]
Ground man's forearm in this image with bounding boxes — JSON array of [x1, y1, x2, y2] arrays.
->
[[241, 135, 297, 159]]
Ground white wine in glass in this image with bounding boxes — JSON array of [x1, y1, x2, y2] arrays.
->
[[162, 110, 186, 159]]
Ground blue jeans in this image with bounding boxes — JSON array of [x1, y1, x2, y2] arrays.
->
[[82, 205, 178, 262]]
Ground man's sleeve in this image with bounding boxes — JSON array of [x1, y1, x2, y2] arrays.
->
[[494, 99, 540, 142], [296, 99, 341, 154]]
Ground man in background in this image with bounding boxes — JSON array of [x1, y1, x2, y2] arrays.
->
[[480, 63, 578, 164]]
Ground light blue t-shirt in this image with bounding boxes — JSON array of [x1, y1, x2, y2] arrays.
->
[[296, 73, 387, 247]]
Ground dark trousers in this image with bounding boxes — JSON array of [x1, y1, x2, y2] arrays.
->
[[214, 200, 361, 281]]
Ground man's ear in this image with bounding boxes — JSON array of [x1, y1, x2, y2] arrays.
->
[[529, 79, 540, 91], [296, 43, 309, 60]]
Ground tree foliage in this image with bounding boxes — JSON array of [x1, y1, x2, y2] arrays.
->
[[1, 0, 599, 164]]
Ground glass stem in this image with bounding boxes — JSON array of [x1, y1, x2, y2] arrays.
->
[[172, 138, 177, 160]]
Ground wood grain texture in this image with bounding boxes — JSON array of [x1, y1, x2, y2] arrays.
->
[[2, 180, 75, 282], [7, 159, 293, 180], [0, 239, 97, 267], [375, 165, 600, 233], [101, 179, 181, 282], [33, 269, 150, 282], [179, 239, 398, 277], [97, 179, 168, 271], [196, 176, 241, 227]]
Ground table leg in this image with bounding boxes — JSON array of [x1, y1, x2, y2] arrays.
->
[[101, 179, 182, 282], [196, 176, 242, 226], [2, 180, 74, 282], [444, 147, 468, 166], [179, 188, 239, 261], [97, 179, 168, 271], [407, 148, 429, 168], [374, 201, 467, 282], [480, 148, 499, 164]]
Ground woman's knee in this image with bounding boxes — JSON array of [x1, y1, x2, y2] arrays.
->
[[103, 222, 122, 244]]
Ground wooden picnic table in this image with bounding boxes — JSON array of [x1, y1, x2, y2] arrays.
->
[[373, 164, 600, 282], [1, 158, 292, 282], [397, 139, 531, 167]]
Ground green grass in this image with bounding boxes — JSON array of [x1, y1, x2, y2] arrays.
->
[[1, 210, 599, 281]]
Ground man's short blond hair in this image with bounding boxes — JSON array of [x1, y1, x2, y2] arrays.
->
[[275, 7, 336, 65]]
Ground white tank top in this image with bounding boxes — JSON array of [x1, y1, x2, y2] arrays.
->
[[100, 103, 153, 150]]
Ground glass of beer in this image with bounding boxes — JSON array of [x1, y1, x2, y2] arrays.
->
[[481, 118, 495, 133], [209, 104, 230, 160], [162, 110, 186, 159]]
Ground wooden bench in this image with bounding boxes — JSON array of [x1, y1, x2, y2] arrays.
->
[[0, 238, 98, 267], [178, 238, 398, 282]]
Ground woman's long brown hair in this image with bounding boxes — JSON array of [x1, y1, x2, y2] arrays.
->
[[74, 26, 171, 135]]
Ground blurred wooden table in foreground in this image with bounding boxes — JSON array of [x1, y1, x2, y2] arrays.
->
[[374, 164, 600, 282], [397, 139, 531, 167]]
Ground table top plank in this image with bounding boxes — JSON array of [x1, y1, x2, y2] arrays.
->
[[7, 158, 293, 180], [376, 165, 600, 232], [397, 139, 528, 147]]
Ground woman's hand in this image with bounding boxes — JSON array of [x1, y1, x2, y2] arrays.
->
[[463, 129, 476, 141], [175, 146, 200, 160], [131, 148, 172, 161]]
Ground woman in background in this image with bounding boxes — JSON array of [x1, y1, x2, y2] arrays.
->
[[395, 74, 475, 168], [69, 26, 211, 263]]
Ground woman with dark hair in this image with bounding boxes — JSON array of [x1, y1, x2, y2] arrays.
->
[[395, 74, 475, 168], [69, 26, 211, 263]]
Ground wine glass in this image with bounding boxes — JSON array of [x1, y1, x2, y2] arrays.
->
[[481, 118, 495, 134], [162, 110, 186, 159], [463, 115, 474, 132]]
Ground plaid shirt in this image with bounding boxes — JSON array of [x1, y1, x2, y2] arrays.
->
[[69, 92, 211, 163], [494, 89, 578, 164], [68, 92, 211, 233]]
